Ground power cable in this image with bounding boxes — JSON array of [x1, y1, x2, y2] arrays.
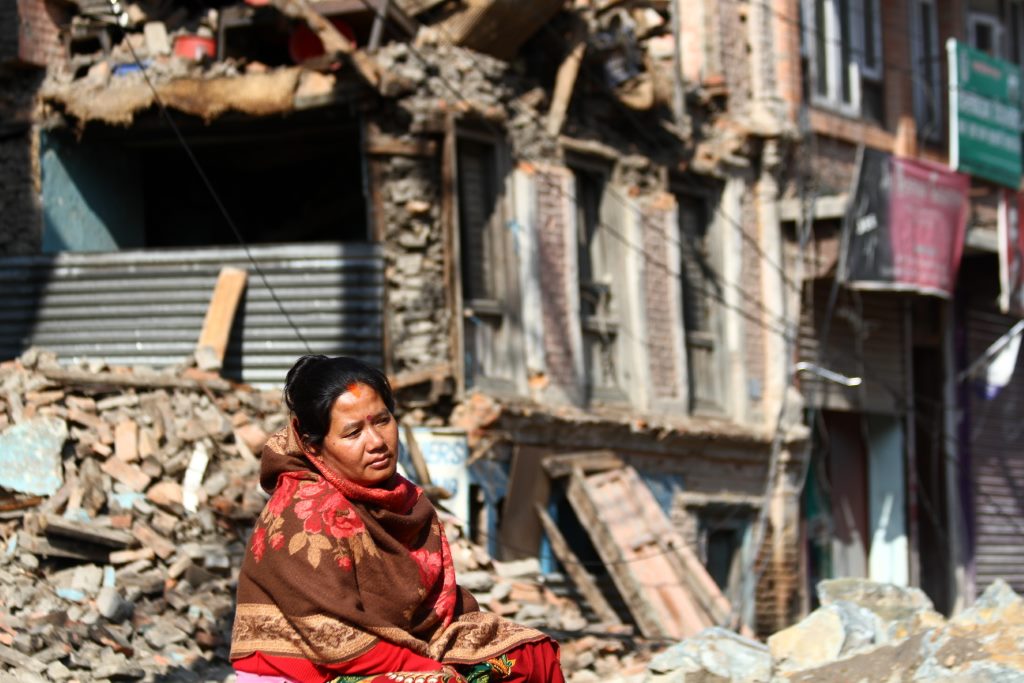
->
[[105, 1, 314, 356], [351, 0, 800, 345]]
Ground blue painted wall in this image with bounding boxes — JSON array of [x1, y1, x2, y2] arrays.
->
[[41, 132, 145, 252]]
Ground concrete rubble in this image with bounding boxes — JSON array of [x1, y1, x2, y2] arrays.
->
[[642, 577, 1024, 683], [6, 348, 1022, 682], [0, 350, 656, 681]]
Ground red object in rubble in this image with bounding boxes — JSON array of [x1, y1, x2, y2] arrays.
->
[[288, 17, 357, 64], [174, 35, 216, 61]]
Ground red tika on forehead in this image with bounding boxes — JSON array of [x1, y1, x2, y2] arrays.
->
[[346, 383, 362, 398]]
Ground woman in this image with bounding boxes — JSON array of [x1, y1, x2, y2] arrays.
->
[[231, 355, 565, 683]]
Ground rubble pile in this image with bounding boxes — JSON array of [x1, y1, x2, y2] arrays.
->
[[642, 578, 1024, 683], [0, 352, 654, 681], [0, 351, 284, 681]]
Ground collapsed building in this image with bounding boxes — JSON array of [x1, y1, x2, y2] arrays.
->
[[0, 0, 811, 641]]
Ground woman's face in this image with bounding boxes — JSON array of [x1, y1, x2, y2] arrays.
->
[[315, 382, 399, 487]]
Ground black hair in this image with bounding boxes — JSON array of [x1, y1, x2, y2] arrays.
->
[[283, 355, 395, 448]]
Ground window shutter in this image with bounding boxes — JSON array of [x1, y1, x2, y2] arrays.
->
[[457, 140, 497, 300]]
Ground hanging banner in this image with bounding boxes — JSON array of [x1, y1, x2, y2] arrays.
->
[[947, 38, 1023, 188], [999, 189, 1024, 315], [844, 149, 970, 298]]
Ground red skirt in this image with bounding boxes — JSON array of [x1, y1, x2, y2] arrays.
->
[[233, 637, 565, 682]]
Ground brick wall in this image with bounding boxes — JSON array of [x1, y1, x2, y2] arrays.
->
[[807, 136, 859, 196], [740, 182, 765, 414], [3, 0, 66, 68], [379, 152, 450, 375], [640, 198, 680, 401], [534, 166, 580, 397], [0, 70, 44, 256], [0, 3, 18, 63], [772, 0, 803, 123], [720, 0, 753, 114]]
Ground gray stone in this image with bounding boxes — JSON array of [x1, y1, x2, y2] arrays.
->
[[515, 603, 550, 622], [818, 578, 934, 625], [45, 661, 71, 681], [830, 600, 887, 654], [71, 564, 104, 594], [768, 606, 847, 672], [96, 586, 132, 622], [646, 627, 771, 683], [492, 557, 541, 579], [950, 579, 1023, 628], [144, 621, 189, 649], [459, 570, 495, 593], [0, 416, 66, 496]]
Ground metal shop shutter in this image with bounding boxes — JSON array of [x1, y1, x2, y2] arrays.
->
[[968, 307, 1024, 594], [0, 242, 384, 387], [798, 282, 908, 414]]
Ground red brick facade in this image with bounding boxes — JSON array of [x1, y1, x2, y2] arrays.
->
[[740, 184, 766, 415], [534, 166, 581, 399], [4, 0, 65, 68], [640, 199, 681, 402]]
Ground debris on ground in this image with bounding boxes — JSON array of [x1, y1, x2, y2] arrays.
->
[[0, 351, 656, 682], [642, 577, 1024, 683]]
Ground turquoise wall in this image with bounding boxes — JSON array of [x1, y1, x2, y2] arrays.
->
[[41, 132, 145, 253]]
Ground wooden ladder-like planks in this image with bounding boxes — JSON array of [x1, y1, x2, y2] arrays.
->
[[566, 465, 735, 640]]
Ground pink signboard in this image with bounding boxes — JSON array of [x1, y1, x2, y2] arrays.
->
[[845, 151, 970, 298]]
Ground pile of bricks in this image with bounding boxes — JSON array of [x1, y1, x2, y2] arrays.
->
[[0, 351, 282, 681], [0, 351, 655, 682]]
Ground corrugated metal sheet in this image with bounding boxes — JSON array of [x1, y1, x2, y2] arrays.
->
[[0, 243, 385, 387], [798, 282, 907, 414], [968, 307, 1024, 593]]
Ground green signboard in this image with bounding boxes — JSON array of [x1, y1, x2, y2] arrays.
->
[[948, 39, 1022, 189]]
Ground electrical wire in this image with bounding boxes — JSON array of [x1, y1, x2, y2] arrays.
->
[[104, 0, 1024, 608], [106, 1, 314, 356], [351, 0, 801, 348]]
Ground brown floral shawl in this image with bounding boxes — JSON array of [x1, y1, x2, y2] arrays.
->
[[230, 427, 545, 667]]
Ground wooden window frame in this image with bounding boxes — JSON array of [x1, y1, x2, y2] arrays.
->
[[568, 154, 630, 406], [910, 0, 943, 142], [673, 187, 729, 417], [802, 0, 881, 117], [452, 127, 524, 396]]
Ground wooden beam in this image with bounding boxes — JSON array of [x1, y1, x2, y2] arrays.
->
[[390, 363, 452, 390], [542, 450, 624, 478], [547, 14, 587, 137], [401, 424, 433, 486], [39, 368, 233, 393], [195, 267, 248, 372], [778, 193, 848, 222], [270, 0, 355, 54], [675, 491, 763, 508], [442, 113, 466, 398], [616, 467, 735, 628], [366, 135, 438, 158], [268, 0, 380, 88], [41, 514, 136, 549], [535, 503, 621, 626], [17, 532, 110, 562]]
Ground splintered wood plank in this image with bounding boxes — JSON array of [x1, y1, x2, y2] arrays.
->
[[590, 467, 709, 639], [547, 13, 586, 137], [566, 467, 664, 638], [616, 466, 734, 627], [535, 503, 621, 626], [570, 466, 718, 639], [195, 267, 248, 372], [41, 514, 136, 549]]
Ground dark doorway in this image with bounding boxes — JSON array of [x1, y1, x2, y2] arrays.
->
[[140, 115, 367, 247], [914, 344, 952, 615]]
